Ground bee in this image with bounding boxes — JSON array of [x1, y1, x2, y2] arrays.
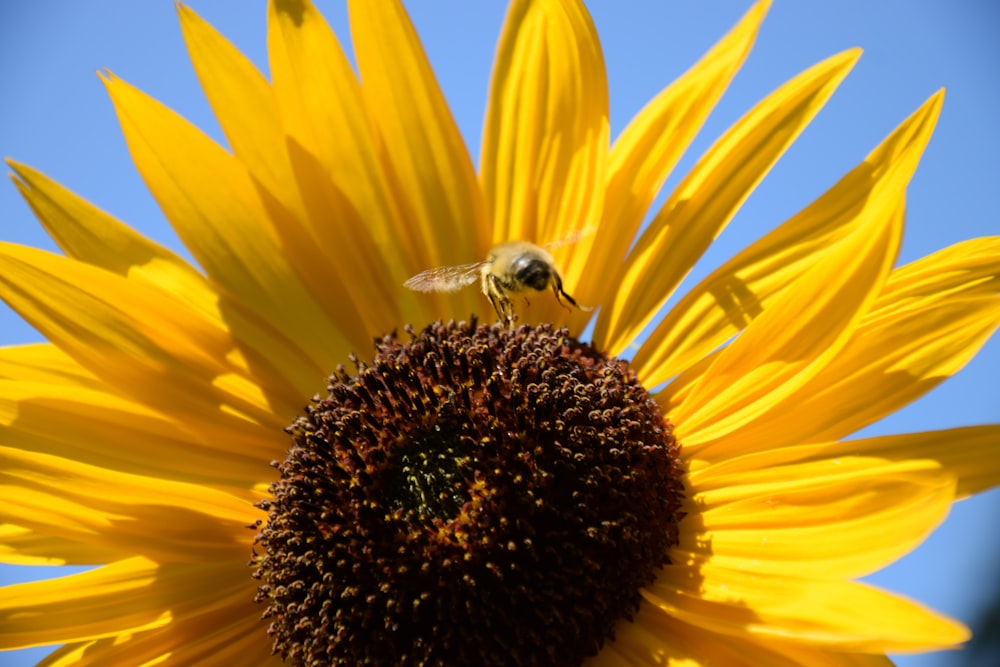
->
[[404, 239, 589, 327]]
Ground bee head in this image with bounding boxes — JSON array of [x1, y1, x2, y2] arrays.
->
[[511, 255, 553, 291]]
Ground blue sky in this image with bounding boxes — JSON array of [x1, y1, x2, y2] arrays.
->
[[1, 1, 998, 665]]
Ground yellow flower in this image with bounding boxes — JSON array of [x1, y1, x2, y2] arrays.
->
[[2, 0, 998, 665]]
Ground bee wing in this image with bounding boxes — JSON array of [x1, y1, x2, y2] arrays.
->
[[544, 225, 598, 251], [403, 261, 485, 293]]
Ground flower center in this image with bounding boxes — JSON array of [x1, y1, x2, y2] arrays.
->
[[254, 320, 685, 667]]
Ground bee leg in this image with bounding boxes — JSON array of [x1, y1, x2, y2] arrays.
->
[[551, 273, 581, 311], [486, 274, 515, 327]]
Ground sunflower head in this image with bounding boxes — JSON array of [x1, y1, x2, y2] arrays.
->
[[2, 0, 997, 666], [254, 320, 684, 665]]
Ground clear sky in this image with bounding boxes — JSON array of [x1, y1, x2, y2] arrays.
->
[[1, 2, 998, 665]]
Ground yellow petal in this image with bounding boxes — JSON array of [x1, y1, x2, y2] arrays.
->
[[481, 0, 608, 247], [180, 0, 405, 334], [8, 161, 207, 304], [348, 0, 489, 308], [647, 564, 969, 653], [598, 603, 785, 667], [101, 72, 360, 367], [0, 343, 98, 388], [0, 524, 110, 567], [177, 3, 291, 212], [676, 235, 1000, 455], [269, 0, 460, 330], [0, 379, 268, 491], [595, 49, 860, 355], [0, 243, 290, 449], [0, 446, 256, 563], [572, 1, 770, 331], [636, 92, 947, 386], [855, 426, 1000, 501], [683, 457, 955, 579], [597, 603, 896, 667], [179, 3, 402, 336], [667, 92, 946, 446], [477, 0, 611, 327], [35, 599, 277, 667], [0, 557, 170, 649], [672, 188, 902, 447], [704, 296, 1000, 455], [877, 235, 1000, 316], [269, 0, 369, 199], [0, 559, 262, 659], [6, 162, 331, 401]]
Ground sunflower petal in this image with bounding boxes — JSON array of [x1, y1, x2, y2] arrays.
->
[[177, 4, 294, 213], [6, 162, 332, 401], [0, 243, 292, 447], [602, 603, 896, 667], [348, 0, 488, 279], [672, 188, 903, 447], [0, 379, 268, 490], [676, 235, 1000, 456], [0, 524, 109, 567], [269, 0, 368, 190], [481, 0, 608, 249], [878, 235, 1000, 313], [595, 49, 860, 354], [8, 161, 207, 301], [0, 557, 170, 649], [646, 564, 969, 653], [682, 456, 955, 579], [703, 297, 1000, 456], [0, 343, 98, 388], [602, 603, 796, 667], [41, 595, 271, 666], [100, 72, 359, 371], [0, 446, 256, 563], [855, 427, 1000, 500], [262, 0, 419, 330], [572, 1, 770, 327], [34, 598, 278, 667], [0, 560, 259, 659], [634, 92, 947, 386], [668, 93, 948, 446], [179, 3, 402, 338]]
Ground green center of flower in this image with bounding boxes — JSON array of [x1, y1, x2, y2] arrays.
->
[[254, 320, 685, 667], [383, 432, 474, 521]]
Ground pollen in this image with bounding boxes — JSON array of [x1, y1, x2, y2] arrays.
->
[[254, 320, 685, 666]]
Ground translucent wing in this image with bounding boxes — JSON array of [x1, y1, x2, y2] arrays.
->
[[543, 225, 598, 252], [403, 261, 485, 293]]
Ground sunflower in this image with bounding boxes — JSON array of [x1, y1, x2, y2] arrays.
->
[[2, 0, 999, 665]]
